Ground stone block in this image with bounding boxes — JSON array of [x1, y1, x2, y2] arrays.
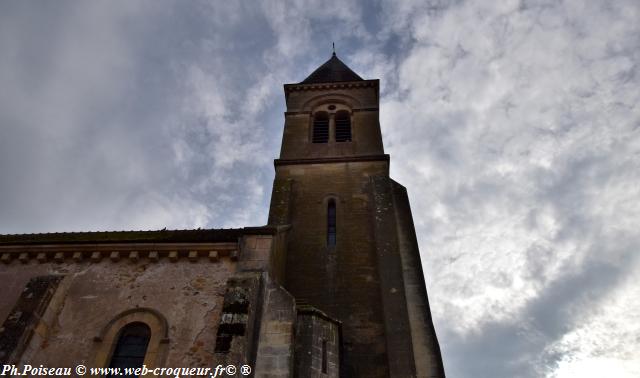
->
[[1, 253, 11, 264], [257, 237, 271, 250]]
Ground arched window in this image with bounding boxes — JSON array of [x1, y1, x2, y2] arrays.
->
[[334, 111, 351, 142], [312, 112, 329, 143], [107, 322, 151, 376], [327, 199, 336, 247]]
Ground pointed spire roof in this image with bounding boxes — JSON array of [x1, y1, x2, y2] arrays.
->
[[301, 51, 364, 84]]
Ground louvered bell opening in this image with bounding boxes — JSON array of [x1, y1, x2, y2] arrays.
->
[[312, 112, 329, 143], [335, 111, 351, 142]]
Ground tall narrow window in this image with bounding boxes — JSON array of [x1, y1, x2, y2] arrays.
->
[[327, 200, 336, 247], [322, 339, 328, 374], [335, 111, 351, 142], [107, 322, 150, 377], [312, 112, 329, 143]]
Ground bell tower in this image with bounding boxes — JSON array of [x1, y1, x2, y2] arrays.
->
[[268, 52, 445, 377]]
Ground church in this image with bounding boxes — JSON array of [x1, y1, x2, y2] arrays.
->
[[0, 52, 445, 377]]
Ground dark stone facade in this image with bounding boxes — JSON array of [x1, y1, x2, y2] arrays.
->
[[268, 54, 445, 377]]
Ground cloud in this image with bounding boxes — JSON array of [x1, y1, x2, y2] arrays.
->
[[0, 1, 149, 232], [0, 1, 283, 233], [0, 1, 638, 377], [544, 263, 640, 377], [378, 0, 640, 376]]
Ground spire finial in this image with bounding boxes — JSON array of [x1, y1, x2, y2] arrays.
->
[[332, 42, 336, 56]]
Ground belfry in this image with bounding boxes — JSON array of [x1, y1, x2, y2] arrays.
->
[[0, 52, 445, 377], [269, 52, 445, 377]]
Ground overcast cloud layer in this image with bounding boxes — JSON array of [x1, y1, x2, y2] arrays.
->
[[1, 1, 638, 377]]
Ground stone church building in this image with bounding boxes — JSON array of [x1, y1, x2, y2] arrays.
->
[[0, 53, 445, 377]]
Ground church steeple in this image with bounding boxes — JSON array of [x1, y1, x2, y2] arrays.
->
[[269, 51, 445, 377], [279, 53, 383, 162], [300, 51, 364, 84]]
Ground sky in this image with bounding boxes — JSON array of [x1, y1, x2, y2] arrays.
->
[[0, 1, 638, 377]]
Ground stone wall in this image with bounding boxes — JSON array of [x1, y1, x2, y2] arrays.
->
[[269, 160, 391, 377], [370, 176, 418, 377], [254, 278, 296, 377], [215, 272, 264, 372], [293, 306, 340, 378], [0, 229, 320, 377], [390, 181, 446, 377], [0, 243, 239, 370]]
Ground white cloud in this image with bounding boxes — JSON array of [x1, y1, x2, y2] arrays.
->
[[544, 261, 640, 377], [379, 0, 640, 375]]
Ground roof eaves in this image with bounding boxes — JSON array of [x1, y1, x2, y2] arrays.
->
[[0, 226, 276, 246]]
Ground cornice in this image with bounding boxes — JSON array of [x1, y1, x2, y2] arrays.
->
[[0, 242, 239, 265], [0, 226, 277, 246], [284, 79, 379, 95], [284, 107, 379, 116], [274, 154, 389, 167], [297, 304, 342, 325]]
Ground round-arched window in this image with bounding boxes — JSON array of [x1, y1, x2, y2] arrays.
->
[[107, 322, 151, 375]]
